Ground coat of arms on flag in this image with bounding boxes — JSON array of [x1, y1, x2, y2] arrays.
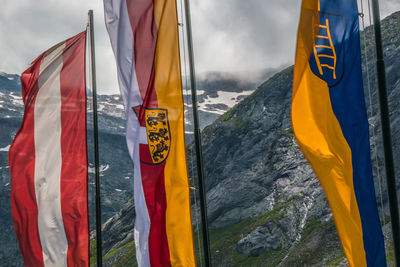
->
[[133, 106, 171, 165]]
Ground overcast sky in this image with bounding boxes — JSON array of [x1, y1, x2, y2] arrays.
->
[[0, 0, 399, 94]]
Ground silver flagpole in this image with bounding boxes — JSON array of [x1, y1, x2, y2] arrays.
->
[[182, 0, 212, 266], [370, 1, 400, 265], [88, 10, 103, 267]]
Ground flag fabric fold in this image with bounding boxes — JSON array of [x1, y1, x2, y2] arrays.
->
[[292, 0, 386, 266], [9, 31, 88, 267], [104, 0, 196, 266]]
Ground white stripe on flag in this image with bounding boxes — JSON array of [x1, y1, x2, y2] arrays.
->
[[133, 123, 150, 267], [104, 0, 151, 266], [104, 0, 142, 110], [35, 42, 68, 267]]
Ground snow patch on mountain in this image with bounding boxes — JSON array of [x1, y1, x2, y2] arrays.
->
[[88, 164, 110, 174], [183, 89, 254, 115], [9, 92, 23, 106], [198, 90, 253, 115], [0, 145, 10, 152], [97, 101, 125, 118], [9, 92, 21, 100], [182, 89, 205, 96]]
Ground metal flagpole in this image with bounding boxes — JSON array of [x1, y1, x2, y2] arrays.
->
[[88, 10, 103, 267], [370, 1, 400, 265], [183, 0, 211, 266]]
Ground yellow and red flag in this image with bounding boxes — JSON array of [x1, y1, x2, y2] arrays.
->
[[104, 0, 195, 266], [9, 31, 88, 266], [292, 0, 386, 266]]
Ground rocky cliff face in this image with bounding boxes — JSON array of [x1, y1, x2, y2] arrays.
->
[[0, 63, 262, 265], [194, 64, 340, 266], [190, 11, 400, 266], [100, 11, 400, 266]]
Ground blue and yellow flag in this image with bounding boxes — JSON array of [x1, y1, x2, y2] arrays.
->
[[292, 0, 386, 266]]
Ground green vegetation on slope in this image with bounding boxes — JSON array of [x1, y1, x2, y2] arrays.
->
[[112, 241, 138, 267], [280, 219, 344, 267], [208, 197, 297, 266]]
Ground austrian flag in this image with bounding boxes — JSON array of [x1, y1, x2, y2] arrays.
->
[[9, 31, 88, 266]]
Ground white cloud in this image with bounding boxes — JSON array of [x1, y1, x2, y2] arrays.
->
[[0, 0, 399, 94], [189, 0, 302, 73], [0, 0, 118, 94]]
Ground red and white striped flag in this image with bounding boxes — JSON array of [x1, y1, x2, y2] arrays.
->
[[104, 0, 196, 266], [9, 31, 88, 267]]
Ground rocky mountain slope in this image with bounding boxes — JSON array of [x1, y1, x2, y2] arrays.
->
[[0, 73, 25, 266], [0, 66, 260, 264], [98, 11, 400, 266]]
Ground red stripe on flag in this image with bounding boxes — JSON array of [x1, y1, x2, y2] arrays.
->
[[125, 0, 158, 108], [138, 140, 171, 266], [139, 159, 171, 267], [60, 31, 89, 266], [9, 56, 45, 267]]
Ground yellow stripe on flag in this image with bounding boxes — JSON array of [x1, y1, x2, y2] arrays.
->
[[154, 0, 196, 266]]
